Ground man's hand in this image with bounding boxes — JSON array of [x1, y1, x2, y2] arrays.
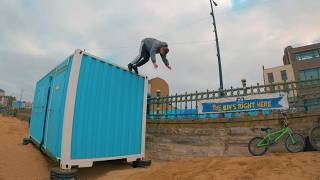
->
[[166, 65, 172, 70], [153, 63, 158, 69]]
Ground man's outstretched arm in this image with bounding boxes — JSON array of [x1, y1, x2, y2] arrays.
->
[[150, 44, 159, 68], [150, 49, 157, 63], [161, 54, 171, 70]]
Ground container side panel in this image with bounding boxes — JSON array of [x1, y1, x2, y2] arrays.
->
[[71, 55, 145, 159], [43, 58, 73, 158], [30, 73, 53, 143]]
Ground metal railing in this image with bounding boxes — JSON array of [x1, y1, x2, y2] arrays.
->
[[147, 78, 320, 120]]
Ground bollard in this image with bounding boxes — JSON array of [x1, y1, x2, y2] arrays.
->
[[241, 78, 247, 95]]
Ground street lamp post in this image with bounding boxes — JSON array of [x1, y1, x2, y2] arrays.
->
[[209, 0, 224, 93]]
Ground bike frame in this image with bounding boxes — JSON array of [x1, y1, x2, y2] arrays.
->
[[257, 127, 296, 147]]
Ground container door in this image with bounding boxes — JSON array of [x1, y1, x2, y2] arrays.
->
[[43, 61, 71, 158], [30, 74, 52, 143]]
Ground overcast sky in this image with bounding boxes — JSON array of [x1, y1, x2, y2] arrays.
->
[[1, 0, 320, 101]]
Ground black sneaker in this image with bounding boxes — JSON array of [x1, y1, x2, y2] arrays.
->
[[128, 63, 133, 72], [132, 65, 139, 74]]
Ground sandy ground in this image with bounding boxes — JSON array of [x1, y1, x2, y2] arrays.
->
[[1, 115, 320, 180]]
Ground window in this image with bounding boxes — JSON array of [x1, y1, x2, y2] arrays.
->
[[267, 73, 274, 83], [295, 49, 320, 61], [280, 70, 287, 81], [299, 68, 320, 80]]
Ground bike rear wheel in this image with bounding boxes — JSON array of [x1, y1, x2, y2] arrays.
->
[[285, 133, 305, 153], [309, 126, 320, 151], [248, 137, 268, 156]]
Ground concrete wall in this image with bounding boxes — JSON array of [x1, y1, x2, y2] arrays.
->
[[146, 112, 320, 160]]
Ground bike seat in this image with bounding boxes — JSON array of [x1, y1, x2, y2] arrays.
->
[[261, 127, 272, 132]]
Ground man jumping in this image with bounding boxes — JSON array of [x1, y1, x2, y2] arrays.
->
[[128, 37, 171, 74]]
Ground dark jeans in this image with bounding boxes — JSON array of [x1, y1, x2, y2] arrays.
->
[[130, 42, 150, 67]]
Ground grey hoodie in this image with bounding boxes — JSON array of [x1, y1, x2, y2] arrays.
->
[[142, 38, 169, 65]]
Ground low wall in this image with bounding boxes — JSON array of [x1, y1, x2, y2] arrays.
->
[[16, 110, 31, 121], [0, 109, 31, 121], [146, 112, 320, 160]]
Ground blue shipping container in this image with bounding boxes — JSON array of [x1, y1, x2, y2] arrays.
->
[[29, 49, 148, 169]]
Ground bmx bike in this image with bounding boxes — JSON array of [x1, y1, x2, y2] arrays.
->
[[309, 122, 320, 151], [248, 112, 305, 156]]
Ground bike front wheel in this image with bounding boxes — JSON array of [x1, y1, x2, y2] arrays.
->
[[309, 126, 320, 151], [248, 137, 268, 156], [285, 133, 305, 153]]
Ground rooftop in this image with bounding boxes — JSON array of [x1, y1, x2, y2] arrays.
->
[[291, 40, 320, 48]]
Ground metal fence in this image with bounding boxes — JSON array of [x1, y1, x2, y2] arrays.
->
[[147, 78, 320, 120]]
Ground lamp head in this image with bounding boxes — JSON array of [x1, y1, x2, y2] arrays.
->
[[211, 0, 218, 6]]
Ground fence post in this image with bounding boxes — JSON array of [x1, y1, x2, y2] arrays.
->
[[241, 78, 247, 95], [257, 83, 261, 94], [165, 96, 169, 119], [175, 93, 178, 119], [195, 91, 198, 118], [156, 90, 161, 119], [283, 80, 288, 92], [230, 86, 234, 96], [184, 92, 188, 118], [270, 82, 275, 93], [147, 93, 151, 118]]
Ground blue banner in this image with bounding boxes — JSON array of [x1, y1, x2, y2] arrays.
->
[[199, 93, 288, 113]]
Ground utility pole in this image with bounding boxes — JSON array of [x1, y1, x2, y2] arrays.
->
[[209, 0, 224, 93]]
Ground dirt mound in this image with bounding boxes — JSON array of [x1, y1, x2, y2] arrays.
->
[[0, 115, 319, 180], [118, 153, 320, 180], [0, 116, 54, 180]]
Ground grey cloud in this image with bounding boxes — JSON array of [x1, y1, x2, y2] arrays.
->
[[0, 0, 319, 101]]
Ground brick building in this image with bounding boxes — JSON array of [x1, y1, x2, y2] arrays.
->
[[264, 42, 320, 84], [148, 77, 171, 112], [263, 42, 320, 110], [283, 42, 320, 80], [148, 77, 169, 97], [0, 89, 5, 97], [263, 64, 295, 85]]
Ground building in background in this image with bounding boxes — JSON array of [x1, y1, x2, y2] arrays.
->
[[148, 77, 169, 97], [283, 42, 320, 80], [148, 77, 171, 112], [284, 43, 320, 111], [263, 64, 295, 85], [0, 89, 32, 109], [0, 89, 5, 97], [262, 64, 296, 103], [263, 42, 320, 84], [263, 42, 320, 111], [0, 96, 16, 108]]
